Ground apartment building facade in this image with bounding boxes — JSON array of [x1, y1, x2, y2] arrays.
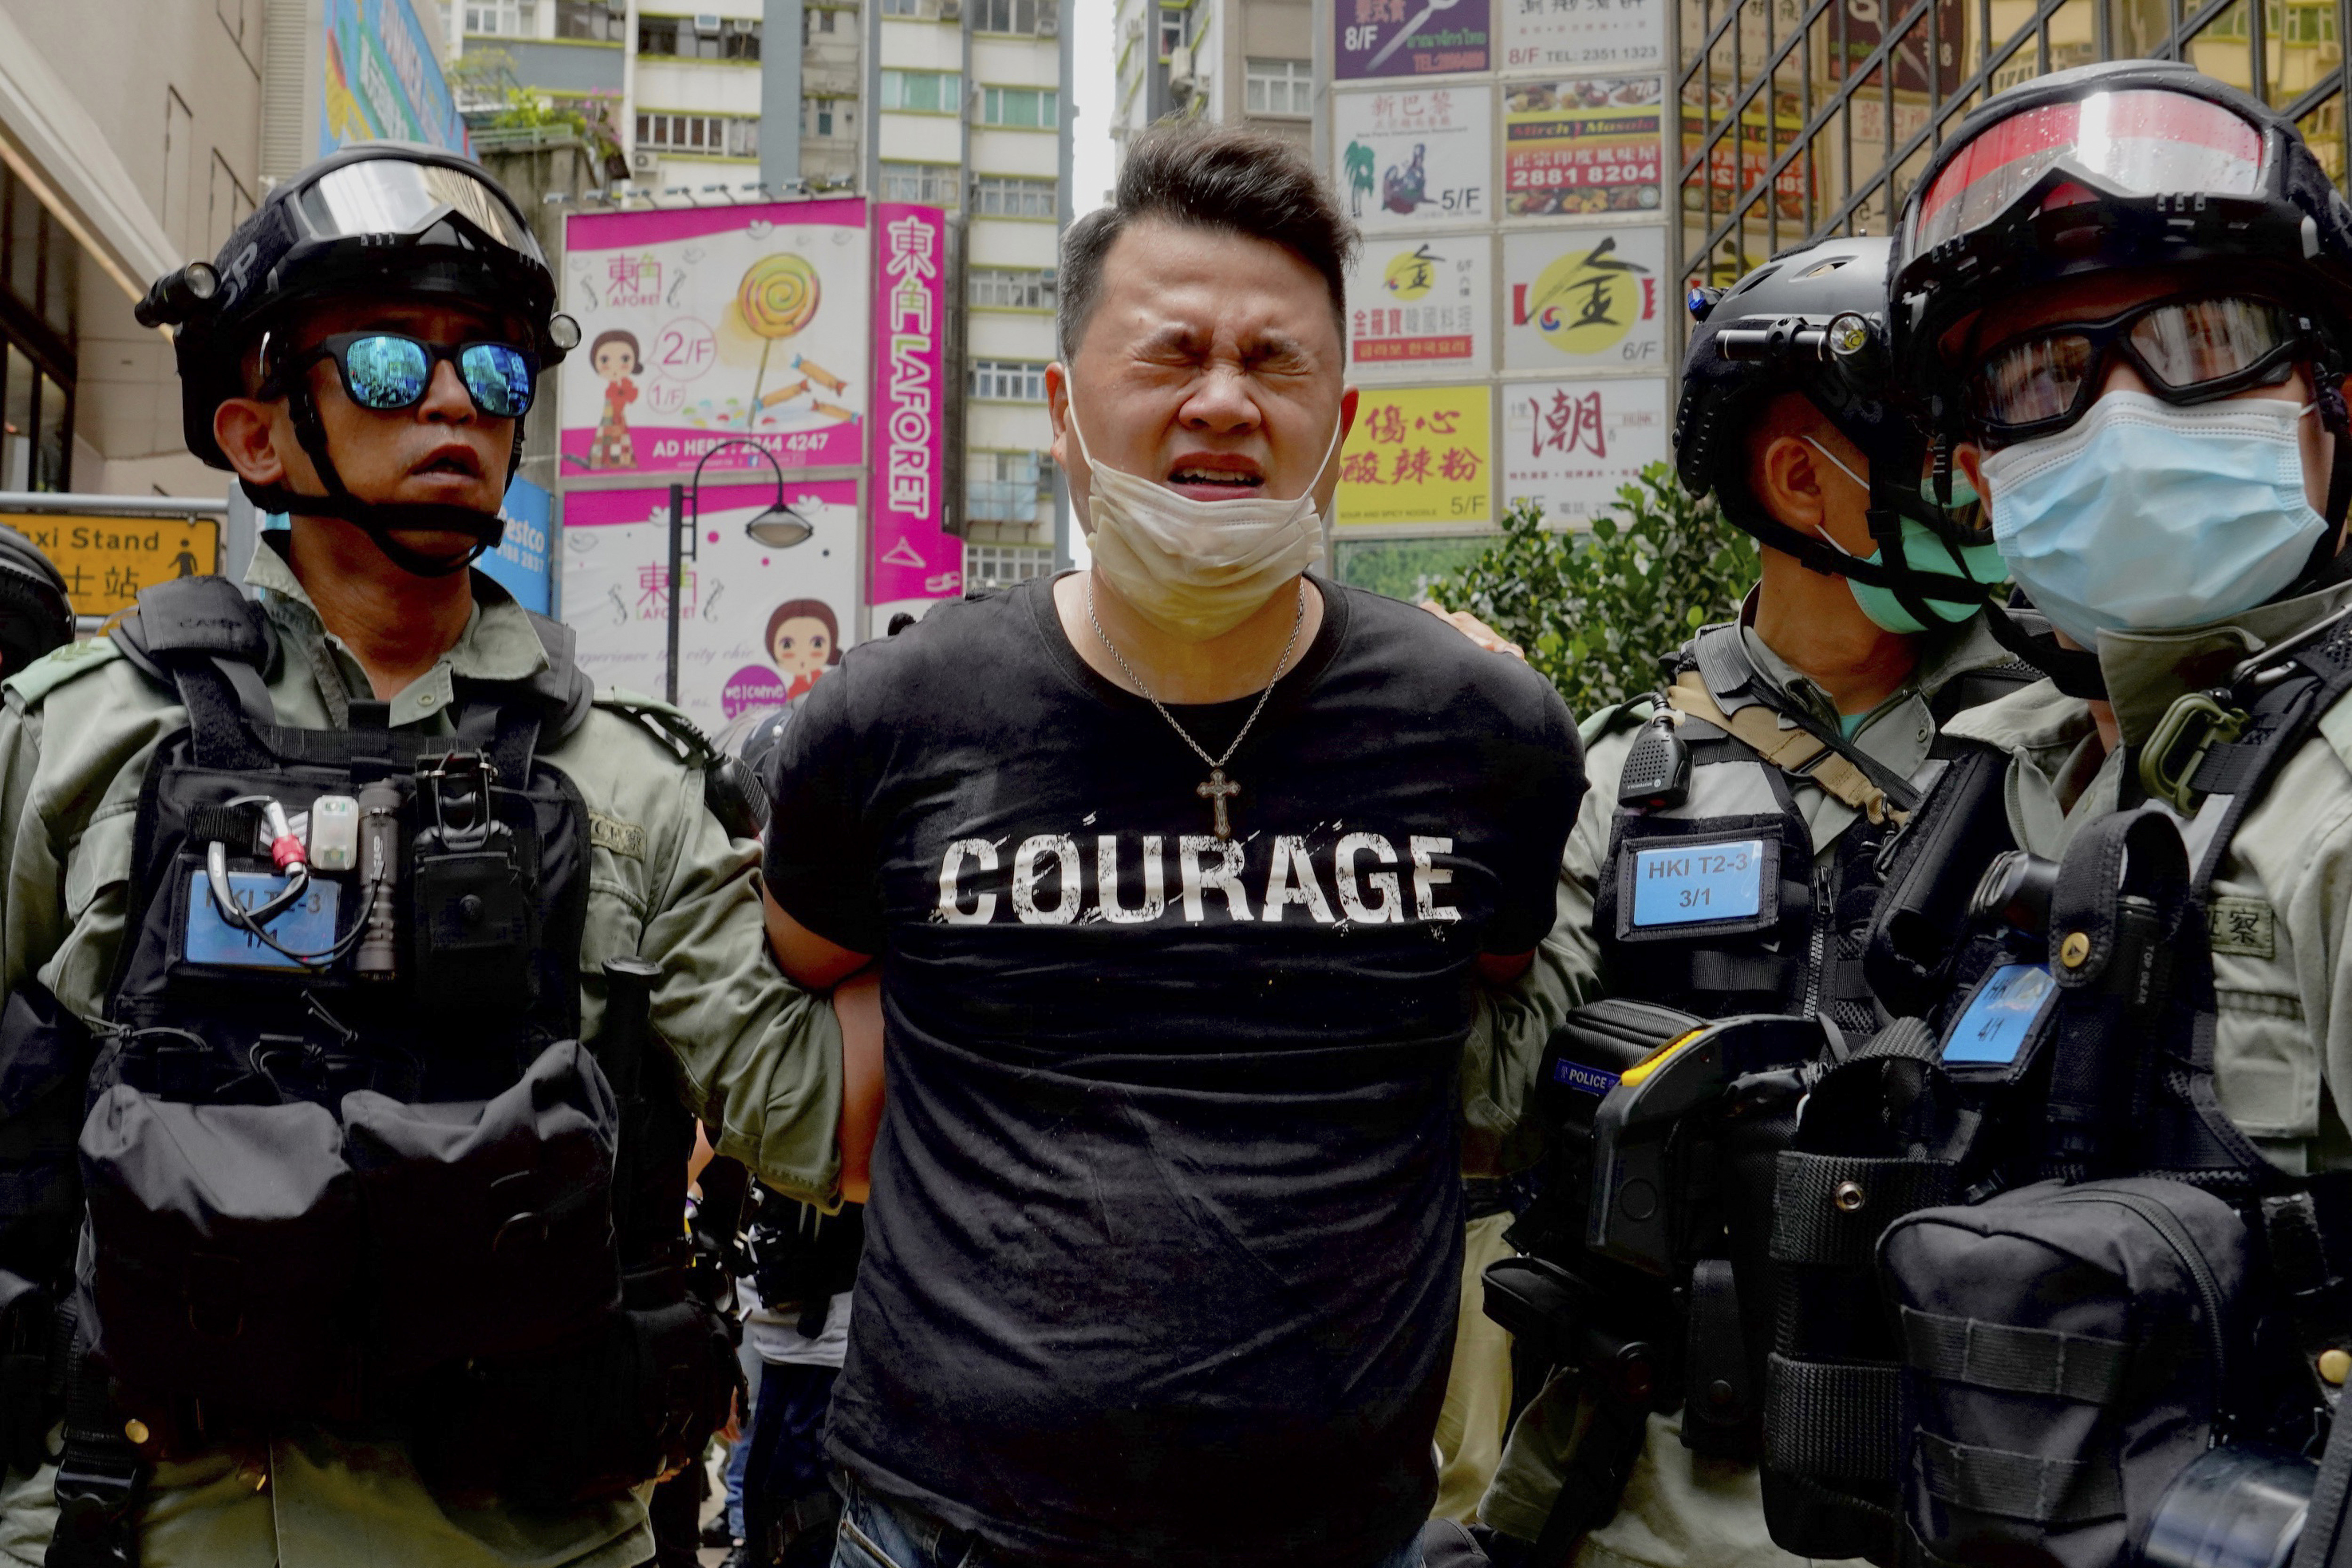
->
[[459, 0, 1073, 575]]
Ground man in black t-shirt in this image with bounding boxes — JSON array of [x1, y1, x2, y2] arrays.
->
[[766, 123, 1582, 1568]]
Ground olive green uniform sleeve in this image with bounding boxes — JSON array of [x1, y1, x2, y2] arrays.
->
[[1460, 712, 1636, 1173], [548, 707, 845, 1210]]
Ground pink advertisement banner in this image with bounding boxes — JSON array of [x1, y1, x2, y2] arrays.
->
[[560, 478, 862, 733], [868, 203, 962, 605], [561, 199, 872, 479]]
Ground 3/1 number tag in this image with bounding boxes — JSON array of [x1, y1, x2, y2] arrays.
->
[[1629, 839, 1765, 928], [1942, 963, 2056, 1068], [183, 871, 341, 970]]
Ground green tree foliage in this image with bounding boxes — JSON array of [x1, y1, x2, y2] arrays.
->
[[1429, 463, 1759, 719]]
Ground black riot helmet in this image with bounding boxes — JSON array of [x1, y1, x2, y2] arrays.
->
[[136, 143, 580, 579], [1677, 235, 2001, 626], [0, 526, 72, 676], [1886, 61, 2352, 694]]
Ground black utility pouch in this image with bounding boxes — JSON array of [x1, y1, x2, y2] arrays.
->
[[412, 1289, 740, 1507], [0, 983, 96, 1280], [1879, 1177, 2250, 1568], [76, 1089, 362, 1415], [342, 1037, 621, 1375], [0, 1269, 54, 1477]]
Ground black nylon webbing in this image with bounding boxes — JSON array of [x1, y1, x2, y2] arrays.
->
[[1914, 1430, 2124, 1524], [1771, 1153, 1956, 1268], [1898, 1306, 2132, 1404], [1762, 1354, 1899, 1482], [1854, 1017, 1941, 1063]]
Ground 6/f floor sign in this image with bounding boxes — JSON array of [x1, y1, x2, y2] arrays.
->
[[0, 511, 219, 617]]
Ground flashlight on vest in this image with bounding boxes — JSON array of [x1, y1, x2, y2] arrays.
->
[[355, 780, 402, 982]]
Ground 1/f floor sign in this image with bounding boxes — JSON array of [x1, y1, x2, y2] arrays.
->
[[0, 512, 219, 617]]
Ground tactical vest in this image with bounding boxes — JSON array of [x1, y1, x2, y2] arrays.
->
[[0, 579, 739, 1567], [1593, 626, 2004, 1034], [1748, 608, 2352, 1568]]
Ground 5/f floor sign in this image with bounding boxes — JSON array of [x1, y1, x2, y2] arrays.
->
[[0, 512, 219, 617]]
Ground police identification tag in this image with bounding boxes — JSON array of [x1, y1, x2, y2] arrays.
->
[[1629, 839, 1766, 928], [1943, 963, 2057, 1069], [183, 872, 341, 970]]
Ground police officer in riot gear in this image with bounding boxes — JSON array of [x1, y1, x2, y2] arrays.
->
[[0, 142, 853, 1568], [0, 526, 72, 678], [1733, 60, 2352, 1568], [1463, 235, 2035, 1568]]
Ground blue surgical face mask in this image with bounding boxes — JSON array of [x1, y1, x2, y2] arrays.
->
[[1801, 439, 2008, 635], [1979, 391, 2327, 648]]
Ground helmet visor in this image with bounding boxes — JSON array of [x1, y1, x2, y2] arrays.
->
[[1911, 90, 2265, 255], [303, 159, 537, 257]]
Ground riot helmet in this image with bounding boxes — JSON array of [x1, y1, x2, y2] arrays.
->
[[1678, 235, 2004, 631], [1886, 62, 2352, 692], [136, 143, 580, 578], [0, 525, 71, 675]]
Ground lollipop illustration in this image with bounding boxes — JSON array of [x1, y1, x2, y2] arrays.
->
[[738, 253, 820, 413]]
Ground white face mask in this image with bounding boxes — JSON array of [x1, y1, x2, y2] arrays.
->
[[1067, 399, 1341, 642]]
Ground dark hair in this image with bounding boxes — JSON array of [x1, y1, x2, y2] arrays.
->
[[589, 329, 640, 372], [767, 598, 841, 664], [1057, 122, 1357, 360]]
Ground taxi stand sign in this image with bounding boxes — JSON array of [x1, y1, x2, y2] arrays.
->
[[0, 497, 226, 620]]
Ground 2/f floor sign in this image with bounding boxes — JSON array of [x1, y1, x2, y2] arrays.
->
[[0, 512, 219, 617]]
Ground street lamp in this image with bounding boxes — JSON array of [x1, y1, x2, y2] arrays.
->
[[666, 437, 814, 704]]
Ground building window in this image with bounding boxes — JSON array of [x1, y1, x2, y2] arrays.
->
[[1246, 58, 1311, 116], [880, 69, 961, 111], [971, 0, 1059, 34], [637, 14, 761, 57], [972, 175, 1056, 217], [555, 0, 620, 40], [803, 4, 848, 38], [970, 360, 1049, 401], [880, 0, 919, 12], [803, 97, 855, 138], [966, 541, 1055, 585], [978, 87, 1058, 128], [637, 112, 759, 156], [1158, 4, 1186, 57], [465, 0, 536, 33], [880, 161, 960, 205], [0, 169, 73, 493], [970, 267, 1055, 308], [967, 453, 1049, 523]]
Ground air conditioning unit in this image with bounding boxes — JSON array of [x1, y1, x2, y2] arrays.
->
[[631, 149, 659, 174], [693, 12, 720, 32], [1037, 2, 1059, 33], [939, 0, 961, 18], [1167, 44, 1195, 97]]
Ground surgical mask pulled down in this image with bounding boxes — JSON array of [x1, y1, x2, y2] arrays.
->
[[1799, 438, 2008, 636], [1067, 401, 1342, 642], [1981, 391, 2330, 648]]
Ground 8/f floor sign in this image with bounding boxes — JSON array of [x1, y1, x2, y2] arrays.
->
[[0, 512, 219, 617]]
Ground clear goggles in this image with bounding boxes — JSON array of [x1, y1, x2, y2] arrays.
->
[[1967, 294, 2307, 443], [298, 158, 539, 259], [1910, 89, 2266, 255]]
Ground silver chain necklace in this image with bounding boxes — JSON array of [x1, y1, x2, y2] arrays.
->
[[1085, 578, 1304, 842]]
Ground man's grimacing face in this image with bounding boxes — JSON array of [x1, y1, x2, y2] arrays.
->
[[1049, 217, 1358, 527]]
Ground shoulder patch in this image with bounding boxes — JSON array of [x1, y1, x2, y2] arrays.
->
[[3, 636, 126, 706], [2209, 896, 2277, 960], [1578, 696, 1655, 749], [588, 811, 647, 861], [593, 687, 715, 764]]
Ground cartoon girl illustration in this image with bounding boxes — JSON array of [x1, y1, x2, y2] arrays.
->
[[767, 598, 842, 699], [588, 329, 641, 470]]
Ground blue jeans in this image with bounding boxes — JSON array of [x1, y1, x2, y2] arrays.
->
[[827, 1473, 1425, 1568]]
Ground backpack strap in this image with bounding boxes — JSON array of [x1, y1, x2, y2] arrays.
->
[[594, 691, 766, 841]]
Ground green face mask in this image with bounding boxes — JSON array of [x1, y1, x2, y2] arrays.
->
[[1801, 440, 2006, 635]]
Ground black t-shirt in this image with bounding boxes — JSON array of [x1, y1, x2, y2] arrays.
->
[[766, 575, 1581, 1568]]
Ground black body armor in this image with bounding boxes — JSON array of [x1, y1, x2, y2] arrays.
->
[[0, 578, 739, 1567]]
